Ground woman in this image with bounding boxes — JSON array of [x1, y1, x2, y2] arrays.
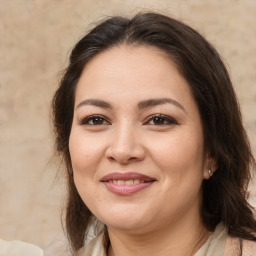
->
[[52, 12, 256, 255]]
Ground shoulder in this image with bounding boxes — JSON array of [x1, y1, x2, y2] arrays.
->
[[243, 239, 256, 256], [224, 236, 256, 256], [0, 238, 43, 256], [44, 240, 71, 256], [76, 231, 106, 256]]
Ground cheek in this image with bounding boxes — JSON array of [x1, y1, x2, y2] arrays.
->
[[150, 130, 204, 172], [151, 131, 205, 208], [147, 129, 205, 202], [69, 128, 104, 175], [69, 128, 111, 206], [69, 130, 103, 205]]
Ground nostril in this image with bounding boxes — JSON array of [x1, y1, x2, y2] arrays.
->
[[107, 156, 116, 162], [106, 152, 142, 165], [105, 138, 146, 164]]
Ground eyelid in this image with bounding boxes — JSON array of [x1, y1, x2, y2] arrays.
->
[[78, 113, 177, 126], [144, 114, 178, 125], [79, 114, 111, 125]]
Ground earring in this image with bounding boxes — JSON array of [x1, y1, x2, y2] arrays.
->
[[208, 169, 213, 177]]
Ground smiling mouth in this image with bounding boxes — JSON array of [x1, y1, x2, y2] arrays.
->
[[108, 179, 147, 185], [101, 172, 156, 196]]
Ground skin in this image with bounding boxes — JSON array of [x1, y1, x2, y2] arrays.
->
[[69, 45, 216, 256]]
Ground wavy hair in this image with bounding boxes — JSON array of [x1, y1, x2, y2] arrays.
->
[[52, 12, 256, 253]]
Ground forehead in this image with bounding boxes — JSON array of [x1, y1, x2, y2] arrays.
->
[[75, 45, 192, 100], [83, 45, 175, 75]]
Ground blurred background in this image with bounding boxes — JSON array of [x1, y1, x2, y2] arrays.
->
[[0, 0, 255, 249]]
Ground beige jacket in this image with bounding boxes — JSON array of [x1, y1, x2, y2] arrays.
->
[[74, 223, 256, 256], [224, 236, 256, 256], [44, 238, 256, 256], [44, 225, 256, 256], [0, 239, 43, 256]]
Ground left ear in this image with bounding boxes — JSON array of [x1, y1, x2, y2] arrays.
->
[[203, 151, 218, 180]]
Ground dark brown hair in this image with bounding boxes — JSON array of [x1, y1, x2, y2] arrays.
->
[[52, 12, 256, 253]]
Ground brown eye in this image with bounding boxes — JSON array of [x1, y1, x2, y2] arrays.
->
[[151, 116, 167, 125], [145, 114, 178, 126], [80, 115, 110, 125]]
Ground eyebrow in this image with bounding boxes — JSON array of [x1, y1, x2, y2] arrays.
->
[[76, 99, 112, 110], [76, 98, 186, 113], [138, 98, 187, 113]]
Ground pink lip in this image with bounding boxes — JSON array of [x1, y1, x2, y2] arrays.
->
[[101, 172, 156, 196]]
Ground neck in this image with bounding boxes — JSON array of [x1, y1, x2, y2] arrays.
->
[[107, 215, 210, 256]]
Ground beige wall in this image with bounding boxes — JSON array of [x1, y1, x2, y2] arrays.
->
[[0, 0, 255, 249]]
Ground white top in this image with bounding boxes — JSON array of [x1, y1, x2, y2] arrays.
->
[[76, 222, 227, 256], [0, 238, 43, 256]]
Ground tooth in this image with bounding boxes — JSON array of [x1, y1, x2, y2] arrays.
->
[[124, 180, 133, 185], [113, 180, 118, 184], [134, 179, 140, 184], [118, 180, 124, 185]]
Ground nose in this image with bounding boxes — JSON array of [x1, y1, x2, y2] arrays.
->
[[105, 125, 146, 165]]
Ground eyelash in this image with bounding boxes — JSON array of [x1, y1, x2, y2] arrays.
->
[[79, 115, 110, 126], [79, 114, 178, 126], [144, 114, 178, 126]]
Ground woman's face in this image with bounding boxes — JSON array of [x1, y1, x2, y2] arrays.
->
[[69, 45, 212, 234]]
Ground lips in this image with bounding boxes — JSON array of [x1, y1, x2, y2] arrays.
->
[[101, 172, 156, 196]]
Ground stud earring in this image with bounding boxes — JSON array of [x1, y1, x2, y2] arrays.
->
[[208, 169, 213, 177]]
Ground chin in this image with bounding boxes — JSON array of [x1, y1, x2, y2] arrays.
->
[[95, 205, 152, 232], [105, 219, 150, 233]]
